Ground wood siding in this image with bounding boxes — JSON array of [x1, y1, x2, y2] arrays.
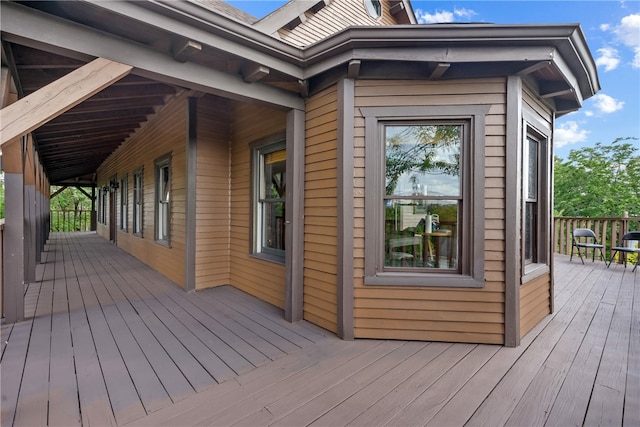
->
[[353, 78, 508, 344], [278, 0, 399, 47], [194, 95, 232, 289], [97, 92, 187, 287], [520, 274, 551, 336], [228, 103, 287, 308], [519, 86, 554, 337], [304, 86, 339, 333]]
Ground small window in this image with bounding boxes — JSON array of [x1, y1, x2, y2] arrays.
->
[[133, 168, 143, 236], [120, 174, 128, 232], [155, 155, 171, 244], [252, 140, 286, 262], [364, 0, 382, 19]]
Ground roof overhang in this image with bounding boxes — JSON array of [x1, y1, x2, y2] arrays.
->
[[1, 0, 599, 184]]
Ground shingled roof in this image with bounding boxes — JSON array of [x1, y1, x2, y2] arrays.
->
[[195, 0, 258, 24]]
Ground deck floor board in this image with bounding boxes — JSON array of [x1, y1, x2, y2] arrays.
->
[[1, 232, 638, 427]]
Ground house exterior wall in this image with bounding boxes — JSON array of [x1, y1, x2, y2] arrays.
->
[[278, 0, 399, 47], [352, 78, 508, 344], [194, 95, 232, 290], [97, 93, 188, 287], [228, 102, 288, 309], [303, 86, 339, 333]]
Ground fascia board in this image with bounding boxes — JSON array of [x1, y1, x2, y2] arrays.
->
[[1, 2, 304, 110], [83, 0, 305, 78]]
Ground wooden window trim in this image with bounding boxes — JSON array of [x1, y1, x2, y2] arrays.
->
[[133, 167, 144, 238], [361, 105, 488, 288], [521, 113, 551, 280], [120, 174, 128, 232], [250, 133, 286, 264], [154, 153, 172, 246]]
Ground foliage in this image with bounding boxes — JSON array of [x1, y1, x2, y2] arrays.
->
[[50, 186, 93, 231], [554, 138, 640, 217]]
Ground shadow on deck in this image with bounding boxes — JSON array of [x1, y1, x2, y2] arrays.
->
[[1, 232, 638, 426]]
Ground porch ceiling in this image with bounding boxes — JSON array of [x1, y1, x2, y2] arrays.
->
[[5, 44, 179, 186]]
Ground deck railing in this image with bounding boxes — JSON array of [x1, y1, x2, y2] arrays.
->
[[554, 216, 640, 264], [50, 209, 93, 232]]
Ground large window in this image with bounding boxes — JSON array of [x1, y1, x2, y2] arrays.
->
[[155, 155, 171, 244], [252, 141, 286, 262], [133, 168, 143, 236], [120, 174, 128, 232], [384, 124, 462, 271], [362, 105, 487, 288]]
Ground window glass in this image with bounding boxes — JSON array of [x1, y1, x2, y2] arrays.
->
[[133, 169, 143, 236], [253, 142, 286, 261], [384, 124, 462, 271], [364, 0, 382, 19], [156, 159, 171, 243], [260, 148, 286, 254], [524, 135, 539, 264], [120, 175, 128, 231]]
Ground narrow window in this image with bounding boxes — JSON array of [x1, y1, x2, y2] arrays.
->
[[524, 135, 539, 264], [133, 168, 143, 236], [120, 174, 128, 232], [252, 141, 286, 262], [155, 155, 171, 244]]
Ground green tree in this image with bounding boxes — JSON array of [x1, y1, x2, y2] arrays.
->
[[554, 138, 639, 217], [50, 186, 92, 231]]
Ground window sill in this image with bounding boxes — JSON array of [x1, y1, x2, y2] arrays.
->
[[250, 253, 285, 265], [365, 272, 484, 288], [522, 263, 549, 284], [155, 239, 171, 248]]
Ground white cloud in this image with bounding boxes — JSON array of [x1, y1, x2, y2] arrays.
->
[[595, 47, 620, 71], [602, 13, 640, 68], [591, 93, 625, 114], [616, 14, 640, 67], [415, 7, 478, 24], [554, 121, 589, 148]]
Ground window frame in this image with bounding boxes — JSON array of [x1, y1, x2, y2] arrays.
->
[[250, 134, 287, 264], [361, 105, 488, 288], [154, 154, 172, 246], [120, 174, 128, 232], [521, 119, 551, 281], [133, 167, 144, 237]]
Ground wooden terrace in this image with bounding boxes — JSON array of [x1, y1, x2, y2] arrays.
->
[[1, 232, 638, 426]]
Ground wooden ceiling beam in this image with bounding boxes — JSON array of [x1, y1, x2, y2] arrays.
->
[[0, 57, 132, 146]]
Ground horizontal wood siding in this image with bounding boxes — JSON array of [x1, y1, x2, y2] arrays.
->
[[353, 79, 508, 344], [304, 86, 339, 333], [520, 275, 551, 336], [97, 93, 187, 287], [519, 86, 553, 337], [228, 103, 287, 308], [278, 0, 398, 47], [195, 95, 232, 289]]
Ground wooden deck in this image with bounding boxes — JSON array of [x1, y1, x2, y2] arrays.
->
[[1, 232, 638, 426]]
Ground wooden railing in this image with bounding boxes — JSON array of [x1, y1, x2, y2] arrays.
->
[[50, 209, 93, 232], [554, 216, 640, 263]]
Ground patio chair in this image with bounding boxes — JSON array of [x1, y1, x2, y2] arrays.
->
[[606, 231, 640, 272], [570, 228, 605, 264]]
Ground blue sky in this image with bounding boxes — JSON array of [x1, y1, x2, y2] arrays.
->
[[228, 0, 640, 159]]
